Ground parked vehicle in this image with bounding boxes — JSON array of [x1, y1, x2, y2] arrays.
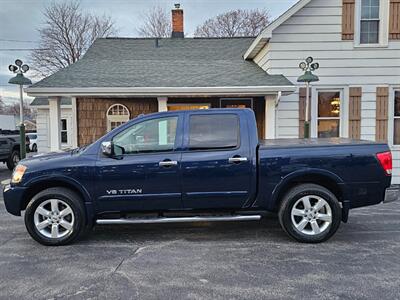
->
[[2, 109, 398, 245], [27, 133, 38, 152], [0, 131, 30, 170]]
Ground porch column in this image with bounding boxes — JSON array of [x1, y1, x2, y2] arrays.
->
[[48, 96, 62, 152], [264, 95, 277, 139], [157, 97, 168, 112], [71, 97, 78, 148]]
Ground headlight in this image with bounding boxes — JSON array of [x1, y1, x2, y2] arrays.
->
[[11, 165, 27, 184]]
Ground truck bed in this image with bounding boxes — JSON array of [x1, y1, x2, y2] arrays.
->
[[259, 138, 381, 150]]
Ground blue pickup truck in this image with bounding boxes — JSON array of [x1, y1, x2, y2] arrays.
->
[[2, 109, 398, 245]]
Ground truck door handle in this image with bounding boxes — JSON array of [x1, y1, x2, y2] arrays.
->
[[228, 157, 248, 164], [159, 160, 178, 167]]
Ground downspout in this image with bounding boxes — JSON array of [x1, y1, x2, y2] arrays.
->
[[274, 91, 282, 139], [275, 91, 282, 107]]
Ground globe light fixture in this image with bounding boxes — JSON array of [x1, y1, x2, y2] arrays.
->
[[8, 59, 32, 160], [297, 57, 320, 139]]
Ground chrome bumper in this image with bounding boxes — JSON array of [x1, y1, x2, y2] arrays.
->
[[384, 186, 399, 203]]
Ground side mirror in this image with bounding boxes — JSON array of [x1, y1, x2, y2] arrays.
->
[[101, 141, 113, 157]]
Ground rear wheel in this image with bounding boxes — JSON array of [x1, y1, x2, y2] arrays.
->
[[6, 149, 20, 170], [24, 187, 86, 246], [32, 143, 37, 152], [278, 184, 342, 243]]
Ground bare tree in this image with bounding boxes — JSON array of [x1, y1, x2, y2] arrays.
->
[[1, 101, 32, 118], [137, 6, 172, 38], [30, 1, 117, 77], [194, 9, 270, 37]]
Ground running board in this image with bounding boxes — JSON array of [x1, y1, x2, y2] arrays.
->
[[96, 215, 262, 225]]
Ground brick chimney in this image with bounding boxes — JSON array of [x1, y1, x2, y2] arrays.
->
[[171, 4, 184, 38]]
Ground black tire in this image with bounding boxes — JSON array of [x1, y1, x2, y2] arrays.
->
[[24, 187, 86, 246], [6, 149, 20, 170], [32, 144, 37, 152], [278, 184, 342, 243]]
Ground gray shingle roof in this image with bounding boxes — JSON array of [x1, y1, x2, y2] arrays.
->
[[30, 97, 72, 106], [30, 38, 293, 89]]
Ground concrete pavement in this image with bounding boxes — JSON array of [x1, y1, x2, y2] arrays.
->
[[0, 164, 399, 299]]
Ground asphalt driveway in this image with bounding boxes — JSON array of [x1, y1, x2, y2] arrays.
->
[[0, 164, 399, 300]]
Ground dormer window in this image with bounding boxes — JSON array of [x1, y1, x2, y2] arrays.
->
[[360, 0, 380, 44]]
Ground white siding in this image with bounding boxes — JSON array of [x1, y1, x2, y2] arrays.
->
[[35, 107, 73, 153], [253, 0, 400, 182]]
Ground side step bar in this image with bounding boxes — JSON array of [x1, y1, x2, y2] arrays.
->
[[96, 215, 262, 225]]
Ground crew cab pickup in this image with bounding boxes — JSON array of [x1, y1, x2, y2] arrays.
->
[[2, 109, 398, 245]]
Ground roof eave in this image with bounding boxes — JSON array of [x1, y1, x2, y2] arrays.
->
[[244, 0, 312, 60], [26, 86, 296, 97]]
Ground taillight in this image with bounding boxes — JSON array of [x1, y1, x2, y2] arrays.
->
[[376, 151, 392, 176]]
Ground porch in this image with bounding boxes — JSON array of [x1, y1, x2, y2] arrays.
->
[[43, 94, 281, 151]]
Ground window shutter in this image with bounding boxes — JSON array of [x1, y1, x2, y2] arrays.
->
[[376, 87, 389, 142], [390, 0, 400, 39], [349, 87, 362, 139], [299, 88, 311, 138], [342, 0, 355, 40]]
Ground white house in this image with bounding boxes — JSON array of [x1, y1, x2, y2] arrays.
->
[[245, 0, 400, 182], [27, 0, 400, 182]]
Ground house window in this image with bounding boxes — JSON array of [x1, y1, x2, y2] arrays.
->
[[167, 104, 210, 111], [107, 104, 130, 132], [61, 119, 68, 144], [360, 0, 380, 44], [317, 91, 341, 138], [394, 91, 400, 145]]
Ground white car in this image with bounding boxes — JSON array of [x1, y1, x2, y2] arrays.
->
[[27, 133, 38, 152]]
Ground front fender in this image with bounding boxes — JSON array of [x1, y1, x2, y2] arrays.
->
[[23, 175, 92, 203]]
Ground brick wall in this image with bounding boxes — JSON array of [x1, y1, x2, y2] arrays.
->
[[77, 98, 158, 146]]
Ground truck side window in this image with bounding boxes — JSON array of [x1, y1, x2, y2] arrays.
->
[[113, 117, 178, 154], [189, 114, 239, 150]]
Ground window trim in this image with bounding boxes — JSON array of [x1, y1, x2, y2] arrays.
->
[[61, 118, 68, 145], [186, 113, 241, 152], [311, 87, 349, 138], [106, 103, 130, 132], [354, 0, 389, 47], [111, 115, 180, 156]]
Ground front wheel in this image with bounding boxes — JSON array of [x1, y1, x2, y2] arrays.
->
[[24, 187, 86, 246], [278, 184, 342, 243]]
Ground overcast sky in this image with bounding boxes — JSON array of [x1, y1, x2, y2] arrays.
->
[[0, 0, 297, 105]]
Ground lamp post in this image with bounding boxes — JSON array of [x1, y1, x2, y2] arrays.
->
[[297, 57, 320, 139], [8, 59, 32, 160]]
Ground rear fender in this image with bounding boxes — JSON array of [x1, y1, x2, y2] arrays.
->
[[269, 168, 348, 211]]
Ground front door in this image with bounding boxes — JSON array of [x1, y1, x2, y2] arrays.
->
[[95, 115, 183, 212], [181, 111, 253, 209]]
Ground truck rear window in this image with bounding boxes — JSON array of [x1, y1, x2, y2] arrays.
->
[[188, 114, 239, 150]]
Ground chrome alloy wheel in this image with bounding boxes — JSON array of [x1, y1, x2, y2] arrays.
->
[[33, 199, 74, 239], [290, 195, 332, 236]]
